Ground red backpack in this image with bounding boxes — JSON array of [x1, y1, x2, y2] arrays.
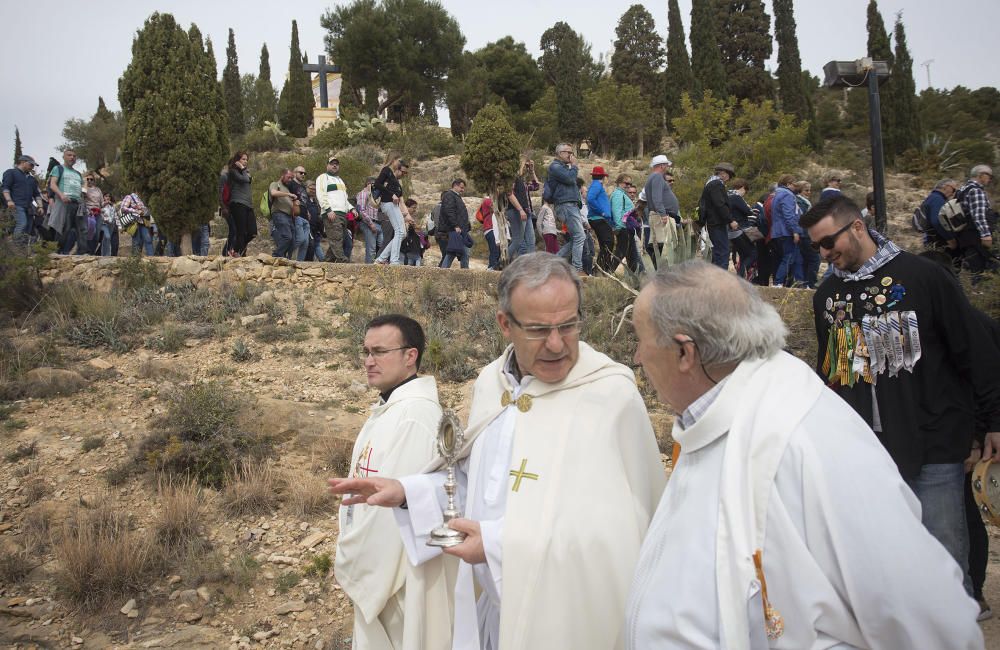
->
[[763, 192, 776, 243]]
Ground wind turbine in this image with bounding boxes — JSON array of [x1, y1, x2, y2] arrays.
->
[[921, 59, 935, 90]]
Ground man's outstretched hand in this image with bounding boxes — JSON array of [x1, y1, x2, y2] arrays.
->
[[327, 477, 405, 507]]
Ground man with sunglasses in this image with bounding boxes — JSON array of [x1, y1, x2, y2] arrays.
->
[[334, 314, 455, 650], [330, 253, 665, 649], [803, 195, 1000, 602]]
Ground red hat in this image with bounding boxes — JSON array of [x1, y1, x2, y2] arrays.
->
[[591, 166, 607, 178]]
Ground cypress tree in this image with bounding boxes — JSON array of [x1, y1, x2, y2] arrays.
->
[[866, 0, 896, 164], [301, 51, 316, 121], [773, 0, 820, 149], [689, 0, 727, 100], [223, 28, 245, 135], [118, 13, 227, 242], [13, 127, 22, 165], [95, 97, 113, 123], [539, 22, 588, 142], [611, 5, 664, 107], [891, 13, 921, 155], [253, 44, 276, 129], [663, 0, 694, 116], [278, 20, 311, 137], [715, 0, 773, 103]]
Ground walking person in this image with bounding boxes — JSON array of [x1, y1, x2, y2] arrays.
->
[[2, 154, 43, 247], [46, 149, 84, 254], [476, 197, 501, 270], [537, 200, 559, 255], [373, 157, 408, 265], [226, 151, 255, 257], [586, 166, 615, 273], [439, 179, 472, 269], [98, 193, 119, 257], [609, 174, 635, 273], [356, 176, 382, 264], [549, 143, 586, 273], [506, 159, 537, 261], [268, 169, 298, 259], [727, 179, 757, 280]]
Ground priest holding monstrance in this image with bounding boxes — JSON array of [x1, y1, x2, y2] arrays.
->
[[329, 252, 665, 649]]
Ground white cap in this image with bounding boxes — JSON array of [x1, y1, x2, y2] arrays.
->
[[638, 189, 646, 202], [650, 154, 672, 168]]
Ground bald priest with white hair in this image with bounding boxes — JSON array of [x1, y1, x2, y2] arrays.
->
[[330, 252, 666, 650], [625, 261, 982, 649]]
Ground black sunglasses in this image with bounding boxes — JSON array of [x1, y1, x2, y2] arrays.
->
[[811, 219, 858, 251]]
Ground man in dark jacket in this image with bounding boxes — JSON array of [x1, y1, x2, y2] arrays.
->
[[699, 162, 735, 270], [439, 178, 471, 269], [803, 194, 1000, 598], [920, 179, 959, 250]]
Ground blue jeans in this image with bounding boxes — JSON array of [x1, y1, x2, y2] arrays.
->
[[906, 463, 971, 595], [555, 203, 585, 270], [132, 224, 154, 256], [375, 202, 405, 264], [191, 223, 210, 256], [708, 224, 730, 270], [99, 223, 114, 256], [798, 233, 821, 288], [442, 245, 470, 269], [12, 206, 30, 245], [485, 230, 500, 269], [404, 252, 423, 266], [773, 236, 803, 286], [506, 207, 535, 261], [363, 222, 382, 263], [311, 237, 324, 261], [293, 216, 311, 261], [271, 213, 295, 258]]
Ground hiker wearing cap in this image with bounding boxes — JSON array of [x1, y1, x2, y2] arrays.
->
[[700, 162, 736, 270], [586, 166, 615, 272], [548, 143, 587, 273], [2, 155, 43, 246], [317, 157, 352, 263], [642, 155, 680, 268]]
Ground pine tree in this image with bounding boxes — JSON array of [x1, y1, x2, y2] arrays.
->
[[13, 127, 22, 165], [611, 5, 664, 107], [689, 0, 727, 100], [253, 44, 277, 129], [95, 97, 113, 123], [277, 21, 311, 137], [773, 0, 820, 149], [715, 0, 773, 103], [539, 22, 588, 142], [223, 28, 245, 135], [891, 13, 921, 155], [663, 0, 694, 116], [118, 13, 227, 242], [866, 0, 896, 164]]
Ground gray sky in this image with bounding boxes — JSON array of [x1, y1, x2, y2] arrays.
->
[[3, 0, 997, 167]]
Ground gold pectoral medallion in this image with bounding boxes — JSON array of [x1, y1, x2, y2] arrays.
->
[[501, 390, 532, 413]]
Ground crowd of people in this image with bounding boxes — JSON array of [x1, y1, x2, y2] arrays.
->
[[6, 145, 994, 287]]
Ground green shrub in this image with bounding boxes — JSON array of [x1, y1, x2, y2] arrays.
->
[[116, 256, 166, 292], [0, 213, 53, 317], [275, 570, 301, 594], [303, 552, 332, 577], [231, 338, 254, 362], [389, 118, 460, 161], [134, 382, 273, 488], [229, 552, 260, 588], [150, 322, 187, 353], [236, 127, 296, 153], [310, 121, 350, 151]]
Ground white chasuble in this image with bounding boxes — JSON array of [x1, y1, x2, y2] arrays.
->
[[625, 352, 983, 650], [336, 376, 457, 650], [397, 343, 666, 649]]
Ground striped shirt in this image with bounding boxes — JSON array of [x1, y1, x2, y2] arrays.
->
[[959, 179, 993, 238]]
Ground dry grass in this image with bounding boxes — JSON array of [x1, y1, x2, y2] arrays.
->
[[54, 502, 161, 609], [220, 460, 281, 517], [22, 476, 51, 505], [284, 469, 336, 518], [317, 437, 354, 477], [0, 548, 34, 584], [155, 476, 204, 549], [21, 501, 61, 551]]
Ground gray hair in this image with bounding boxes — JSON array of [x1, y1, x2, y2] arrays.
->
[[971, 164, 993, 178], [554, 142, 572, 155], [645, 261, 786, 365], [933, 178, 958, 191], [497, 252, 581, 315]]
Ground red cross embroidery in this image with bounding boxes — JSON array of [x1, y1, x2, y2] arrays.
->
[[355, 445, 379, 478]]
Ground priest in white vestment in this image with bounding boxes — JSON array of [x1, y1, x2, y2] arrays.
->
[[329, 253, 666, 650], [625, 261, 983, 650], [334, 314, 455, 650]]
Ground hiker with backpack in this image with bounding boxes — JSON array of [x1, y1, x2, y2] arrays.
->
[[915, 179, 960, 251], [956, 165, 998, 275], [44, 149, 84, 254]]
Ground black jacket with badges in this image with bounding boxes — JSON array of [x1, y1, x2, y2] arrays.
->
[[813, 251, 1000, 479]]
